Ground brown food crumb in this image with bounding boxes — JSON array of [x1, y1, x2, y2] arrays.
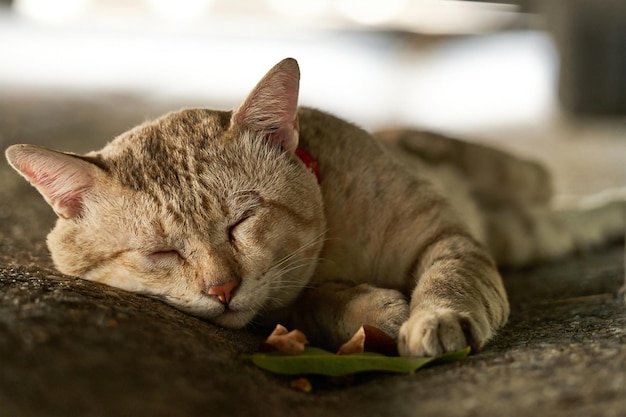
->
[[289, 377, 313, 393], [264, 324, 309, 355]]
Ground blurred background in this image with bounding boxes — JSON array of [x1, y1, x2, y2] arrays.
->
[[0, 0, 624, 201]]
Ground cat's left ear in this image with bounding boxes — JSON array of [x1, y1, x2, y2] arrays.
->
[[5, 144, 101, 219], [232, 58, 300, 153]]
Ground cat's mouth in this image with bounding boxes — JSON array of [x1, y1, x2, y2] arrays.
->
[[155, 292, 256, 328], [221, 306, 238, 314]]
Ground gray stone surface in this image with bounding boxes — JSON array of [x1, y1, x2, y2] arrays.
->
[[1, 92, 625, 417]]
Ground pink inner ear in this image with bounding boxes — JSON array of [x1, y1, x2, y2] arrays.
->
[[9, 146, 94, 219], [38, 173, 89, 220]]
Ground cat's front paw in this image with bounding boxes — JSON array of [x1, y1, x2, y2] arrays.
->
[[397, 308, 488, 357]]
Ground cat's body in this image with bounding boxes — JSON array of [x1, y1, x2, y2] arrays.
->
[[382, 130, 625, 268], [6, 59, 624, 356]]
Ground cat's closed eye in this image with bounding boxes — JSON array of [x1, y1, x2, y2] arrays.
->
[[228, 213, 254, 242], [147, 249, 184, 267]]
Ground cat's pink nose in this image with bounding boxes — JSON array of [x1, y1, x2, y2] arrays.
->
[[207, 280, 239, 305]]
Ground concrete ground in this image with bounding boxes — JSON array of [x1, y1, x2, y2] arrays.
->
[[0, 92, 625, 417]]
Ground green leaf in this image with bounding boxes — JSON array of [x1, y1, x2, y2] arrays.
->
[[245, 346, 470, 377]]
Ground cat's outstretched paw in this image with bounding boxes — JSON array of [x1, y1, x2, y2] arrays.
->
[[397, 308, 488, 357]]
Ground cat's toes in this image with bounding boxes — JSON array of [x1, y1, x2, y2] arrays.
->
[[397, 309, 486, 357]]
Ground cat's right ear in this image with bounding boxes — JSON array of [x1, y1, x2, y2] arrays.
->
[[232, 58, 300, 153], [5, 144, 99, 219]]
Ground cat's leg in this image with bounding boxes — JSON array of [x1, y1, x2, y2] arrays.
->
[[483, 204, 574, 267], [557, 192, 626, 248], [289, 282, 409, 351], [484, 194, 625, 267], [398, 232, 509, 357], [288, 236, 509, 357]]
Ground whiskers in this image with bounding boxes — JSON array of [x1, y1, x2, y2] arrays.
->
[[270, 230, 328, 272], [268, 231, 328, 274], [257, 231, 329, 308]]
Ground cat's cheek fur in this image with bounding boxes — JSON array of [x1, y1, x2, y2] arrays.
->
[[47, 220, 122, 279], [82, 263, 153, 294], [83, 254, 249, 324]]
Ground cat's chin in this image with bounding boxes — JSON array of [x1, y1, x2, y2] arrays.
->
[[209, 309, 256, 329]]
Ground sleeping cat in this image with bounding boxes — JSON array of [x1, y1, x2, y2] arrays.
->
[[5, 58, 623, 357]]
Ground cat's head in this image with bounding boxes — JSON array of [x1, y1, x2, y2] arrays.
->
[[5, 58, 326, 328]]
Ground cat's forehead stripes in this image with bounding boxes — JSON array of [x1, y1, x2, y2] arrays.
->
[[96, 108, 301, 234], [91, 108, 235, 231], [104, 109, 230, 193]]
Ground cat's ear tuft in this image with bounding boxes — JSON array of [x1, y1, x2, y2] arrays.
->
[[5, 144, 99, 219], [232, 58, 300, 153]]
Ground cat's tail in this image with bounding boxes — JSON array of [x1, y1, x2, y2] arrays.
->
[[485, 188, 626, 268]]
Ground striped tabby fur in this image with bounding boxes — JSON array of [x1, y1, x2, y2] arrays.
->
[[6, 59, 623, 356]]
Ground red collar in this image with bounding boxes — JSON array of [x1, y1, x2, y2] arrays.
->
[[295, 148, 321, 184]]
